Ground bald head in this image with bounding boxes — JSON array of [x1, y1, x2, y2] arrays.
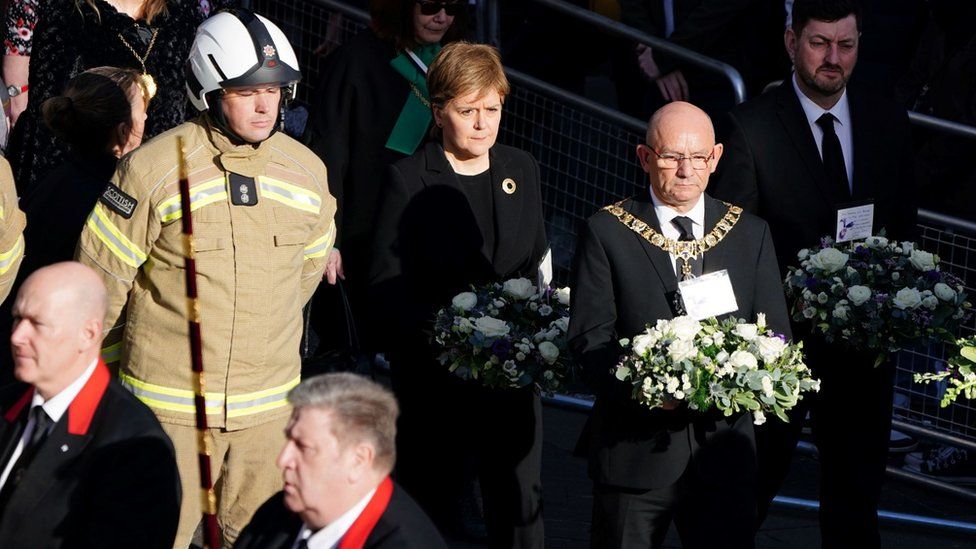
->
[[11, 262, 107, 399], [637, 102, 723, 213], [646, 101, 715, 149]]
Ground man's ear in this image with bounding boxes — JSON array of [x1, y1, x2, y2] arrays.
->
[[636, 144, 653, 173], [785, 27, 798, 63], [709, 143, 724, 174], [347, 442, 376, 483]]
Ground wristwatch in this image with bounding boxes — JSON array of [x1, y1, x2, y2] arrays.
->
[[6, 84, 27, 97]]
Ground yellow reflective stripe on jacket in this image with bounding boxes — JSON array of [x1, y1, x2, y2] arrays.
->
[[258, 176, 321, 214], [86, 204, 148, 268], [101, 341, 122, 364], [157, 178, 228, 223], [119, 371, 225, 415], [226, 376, 300, 418], [0, 234, 23, 275], [303, 220, 336, 260], [118, 372, 299, 418]]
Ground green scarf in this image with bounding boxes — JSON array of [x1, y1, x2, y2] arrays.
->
[[386, 43, 440, 155]]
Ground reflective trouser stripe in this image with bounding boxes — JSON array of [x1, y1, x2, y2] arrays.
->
[[157, 178, 228, 223], [258, 176, 321, 214], [0, 234, 23, 274], [303, 220, 336, 260], [86, 204, 147, 268], [118, 372, 299, 418]]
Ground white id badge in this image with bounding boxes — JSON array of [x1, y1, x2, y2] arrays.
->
[[835, 203, 874, 243], [678, 270, 739, 321], [536, 247, 553, 292]]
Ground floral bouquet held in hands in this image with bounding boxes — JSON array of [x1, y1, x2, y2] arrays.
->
[[784, 236, 971, 366], [614, 315, 820, 425], [432, 278, 571, 392], [915, 336, 976, 407]]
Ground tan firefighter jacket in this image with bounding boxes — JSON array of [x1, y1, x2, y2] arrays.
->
[[0, 157, 25, 304], [77, 116, 336, 429]]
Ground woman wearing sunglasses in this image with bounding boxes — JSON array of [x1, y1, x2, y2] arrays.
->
[[305, 0, 467, 355], [369, 42, 548, 548]]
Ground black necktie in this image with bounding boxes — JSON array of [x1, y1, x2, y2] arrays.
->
[[0, 407, 52, 510], [815, 113, 851, 199], [671, 216, 703, 278]]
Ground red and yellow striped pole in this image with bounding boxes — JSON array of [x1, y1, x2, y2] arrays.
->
[[177, 136, 220, 549]]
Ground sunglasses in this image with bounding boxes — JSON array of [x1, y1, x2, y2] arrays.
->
[[415, 0, 463, 16]]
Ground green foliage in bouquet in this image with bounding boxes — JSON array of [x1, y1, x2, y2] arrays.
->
[[914, 337, 976, 407], [614, 315, 820, 425], [432, 278, 571, 392], [784, 235, 971, 366]]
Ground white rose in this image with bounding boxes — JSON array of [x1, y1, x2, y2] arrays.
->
[[474, 316, 511, 338], [809, 248, 849, 273], [817, 292, 829, 304], [865, 236, 888, 248], [729, 350, 758, 371], [502, 278, 535, 300], [457, 317, 475, 333], [901, 241, 914, 255], [502, 360, 517, 374], [756, 336, 787, 363], [756, 313, 767, 330], [538, 341, 560, 364], [492, 298, 505, 309], [515, 352, 526, 361], [847, 285, 872, 306], [761, 375, 775, 398], [934, 282, 956, 302], [891, 272, 901, 281], [631, 333, 657, 356], [554, 287, 571, 306], [538, 304, 553, 317], [734, 323, 759, 341], [797, 249, 810, 261], [892, 287, 922, 310], [669, 316, 703, 341], [922, 296, 939, 310], [667, 338, 697, 362], [712, 331, 725, 346], [802, 307, 817, 319], [529, 302, 539, 311], [451, 292, 477, 311], [909, 250, 937, 271], [716, 350, 730, 364]]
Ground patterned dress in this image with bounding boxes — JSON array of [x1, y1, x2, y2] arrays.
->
[[5, 0, 237, 192]]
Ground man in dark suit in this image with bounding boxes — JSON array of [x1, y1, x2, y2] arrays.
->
[[570, 101, 791, 549], [0, 262, 180, 548], [235, 372, 446, 549], [710, 1, 917, 546]]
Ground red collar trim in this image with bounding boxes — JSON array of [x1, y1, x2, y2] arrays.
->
[[338, 476, 394, 549], [66, 360, 110, 435], [3, 388, 33, 423]]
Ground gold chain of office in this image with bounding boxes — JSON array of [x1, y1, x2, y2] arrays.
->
[[602, 200, 743, 279]]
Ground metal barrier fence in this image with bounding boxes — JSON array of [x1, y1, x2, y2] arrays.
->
[[249, 0, 976, 478]]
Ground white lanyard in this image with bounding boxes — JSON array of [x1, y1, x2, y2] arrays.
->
[[405, 49, 429, 74]]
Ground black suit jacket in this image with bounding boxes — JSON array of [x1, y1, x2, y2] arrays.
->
[[569, 193, 790, 491], [369, 141, 549, 359], [711, 81, 917, 274], [234, 483, 448, 549], [0, 361, 180, 548]]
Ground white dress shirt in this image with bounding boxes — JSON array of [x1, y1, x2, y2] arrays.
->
[[792, 73, 854, 190], [0, 358, 99, 489], [292, 486, 378, 549], [648, 190, 705, 275]]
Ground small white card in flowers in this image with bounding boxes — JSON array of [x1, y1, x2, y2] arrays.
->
[[835, 203, 874, 243], [679, 269, 739, 321]]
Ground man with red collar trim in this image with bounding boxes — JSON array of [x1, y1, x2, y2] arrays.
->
[[235, 373, 446, 549], [0, 262, 180, 548]]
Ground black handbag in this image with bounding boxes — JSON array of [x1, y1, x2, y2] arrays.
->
[[300, 279, 373, 378]]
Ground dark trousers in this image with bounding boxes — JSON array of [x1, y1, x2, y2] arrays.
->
[[591, 461, 756, 549], [392, 358, 545, 548], [754, 340, 895, 549]]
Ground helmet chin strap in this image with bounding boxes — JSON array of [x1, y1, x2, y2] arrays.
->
[[206, 91, 283, 145]]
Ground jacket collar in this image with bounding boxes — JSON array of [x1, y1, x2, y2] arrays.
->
[[3, 359, 110, 436]]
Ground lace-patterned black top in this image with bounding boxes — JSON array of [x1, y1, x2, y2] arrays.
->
[[6, 0, 237, 192]]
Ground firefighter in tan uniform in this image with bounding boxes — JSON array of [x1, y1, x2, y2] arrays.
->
[[76, 10, 337, 546], [0, 157, 25, 304]]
